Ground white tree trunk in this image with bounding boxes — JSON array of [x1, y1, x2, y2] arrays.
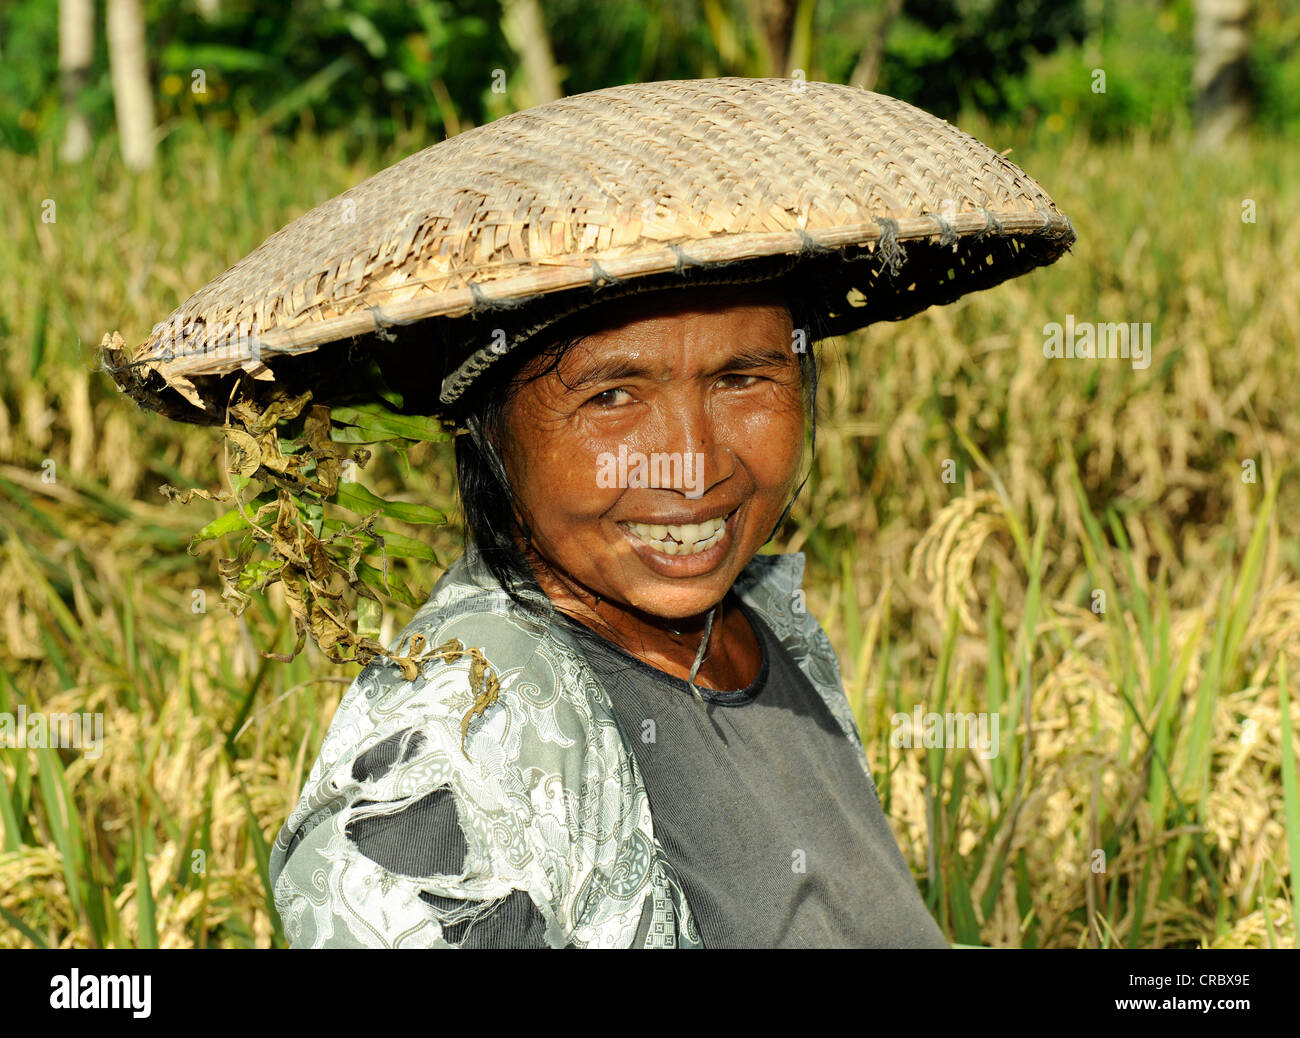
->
[[500, 0, 562, 107], [59, 0, 94, 163], [1193, 0, 1254, 149], [107, 0, 155, 171], [748, 0, 799, 77], [850, 0, 905, 92]]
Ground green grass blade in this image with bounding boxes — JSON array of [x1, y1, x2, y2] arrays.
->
[[1277, 656, 1300, 935]]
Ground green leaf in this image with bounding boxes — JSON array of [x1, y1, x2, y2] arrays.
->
[[366, 530, 437, 561], [357, 596, 383, 640], [190, 493, 277, 547], [36, 748, 87, 928], [237, 559, 283, 593], [256, 54, 357, 131], [327, 425, 398, 444], [299, 496, 324, 539], [329, 403, 451, 443], [237, 786, 284, 948], [356, 561, 419, 607], [0, 905, 47, 949], [1222, 475, 1278, 680], [134, 812, 158, 949], [320, 520, 437, 562], [344, 11, 387, 58], [1277, 656, 1300, 933], [161, 42, 276, 73], [332, 482, 446, 526]]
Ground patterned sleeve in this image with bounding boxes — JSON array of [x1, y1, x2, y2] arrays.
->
[[273, 728, 553, 948], [269, 611, 577, 948]]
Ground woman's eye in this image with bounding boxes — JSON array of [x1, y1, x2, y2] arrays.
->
[[588, 387, 633, 408], [718, 373, 760, 389]]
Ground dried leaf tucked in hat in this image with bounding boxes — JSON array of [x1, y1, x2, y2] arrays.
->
[[158, 372, 454, 671]]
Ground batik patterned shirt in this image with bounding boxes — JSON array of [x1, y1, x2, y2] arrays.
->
[[268, 547, 927, 948]]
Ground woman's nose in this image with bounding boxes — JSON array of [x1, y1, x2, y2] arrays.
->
[[654, 393, 733, 498]]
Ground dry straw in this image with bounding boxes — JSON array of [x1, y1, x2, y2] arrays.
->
[[103, 76, 1075, 422]]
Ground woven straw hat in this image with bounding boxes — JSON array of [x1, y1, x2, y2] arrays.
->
[[106, 76, 1075, 423]]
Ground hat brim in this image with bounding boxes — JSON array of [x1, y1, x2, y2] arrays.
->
[[105, 77, 1075, 425]]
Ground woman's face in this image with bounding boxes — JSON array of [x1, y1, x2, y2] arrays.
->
[[498, 285, 805, 622]]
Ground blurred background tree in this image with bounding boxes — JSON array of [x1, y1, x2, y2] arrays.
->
[[106, 0, 155, 170], [57, 0, 94, 162], [1193, 0, 1255, 148], [3, 0, 1295, 163]]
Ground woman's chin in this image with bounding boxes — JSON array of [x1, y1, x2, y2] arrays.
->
[[614, 567, 740, 623]]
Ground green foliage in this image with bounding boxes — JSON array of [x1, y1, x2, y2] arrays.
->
[[5, 0, 1297, 156], [2, 0, 510, 156], [0, 2, 63, 151], [876, 0, 1088, 120], [1250, 1, 1300, 133], [1000, 1, 1195, 138]]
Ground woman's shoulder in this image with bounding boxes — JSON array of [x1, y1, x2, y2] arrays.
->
[[310, 549, 612, 789], [268, 549, 652, 947]]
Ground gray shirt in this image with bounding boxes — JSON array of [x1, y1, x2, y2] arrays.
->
[[560, 597, 949, 948]]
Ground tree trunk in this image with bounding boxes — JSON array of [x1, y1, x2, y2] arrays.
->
[[107, 0, 155, 171], [756, 0, 799, 77], [850, 0, 905, 93], [500, 0, 563, 107], [1193, 0, 1254, 149], [59, 0, 95, 163]]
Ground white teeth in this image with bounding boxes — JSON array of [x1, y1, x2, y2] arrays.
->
[[624, 514, 729, 556]]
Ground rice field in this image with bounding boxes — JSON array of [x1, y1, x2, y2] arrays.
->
[[1, 114, 1296, 948]]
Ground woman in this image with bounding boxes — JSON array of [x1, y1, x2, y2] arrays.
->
[[107, 77, 1074, 948], [268, 278, 949, 947]]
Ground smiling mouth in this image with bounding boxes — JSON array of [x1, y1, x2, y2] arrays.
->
[[620, 510, 734, 557]]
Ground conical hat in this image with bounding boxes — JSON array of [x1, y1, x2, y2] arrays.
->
[[106, 76, 1075, 423]]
